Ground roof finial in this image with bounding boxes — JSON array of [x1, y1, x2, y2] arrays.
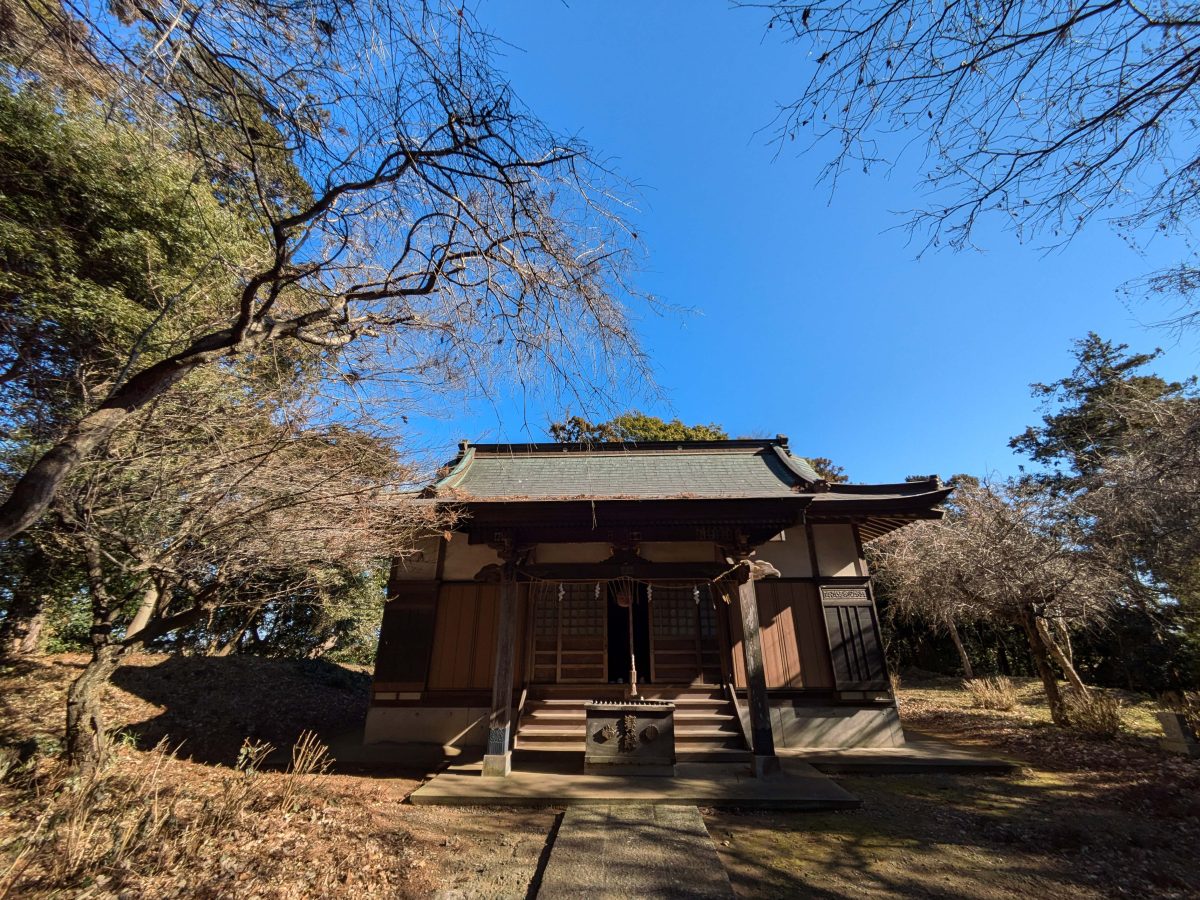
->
[[459, 439, 470, 451], [775, 434, 789, 446]]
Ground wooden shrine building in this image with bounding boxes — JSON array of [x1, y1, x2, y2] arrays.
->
[[366, 437, 949, 776]]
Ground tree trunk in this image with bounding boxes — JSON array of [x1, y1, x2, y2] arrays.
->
[[124, 580, 162, 642], [947, 621, 975, 679], [66, 532, 125, 776], [0, 592, 48, 657], [1018, 605, 1068, 725], [65, 642, 124, 777], [1035, 615, 1089, 695], [307, 633, 339, 659], [0, 328, 241, 541], [1056, 618, 1075, 666], [996, 638, 1012, 676]]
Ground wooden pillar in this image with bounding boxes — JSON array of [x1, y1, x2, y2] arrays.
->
[[736, 561, 781, 777], [482, 567, 518, 777]]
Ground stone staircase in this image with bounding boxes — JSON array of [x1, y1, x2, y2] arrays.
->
[[515, 684, 749, 761]]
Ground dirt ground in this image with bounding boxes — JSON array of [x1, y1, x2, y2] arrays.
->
[[708, 677, 1200, 899], [2, 657, 1198, 898], [0, 654, 558, 898]]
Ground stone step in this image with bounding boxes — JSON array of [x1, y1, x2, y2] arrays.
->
[[513, 739, 747, 754], [528, 688, 726, 701], [525, 697, 730, 709], [519, 725, 741, 741], [524, 708, 738, 723]]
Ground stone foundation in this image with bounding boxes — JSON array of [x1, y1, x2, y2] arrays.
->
[[770, 701, 905, 749], [363, 706, 489, 749]]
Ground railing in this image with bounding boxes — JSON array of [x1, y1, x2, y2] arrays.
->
[[725, 681, 753, 752], [512, 686, 528, 751]]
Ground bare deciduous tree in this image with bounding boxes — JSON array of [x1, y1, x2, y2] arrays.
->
[[51, 366, 445, 774], [0, 0, 647, 540], [1081, 393, 1200, 604], [744, 1, 1200, 315], [873, 479, 1128, 723]]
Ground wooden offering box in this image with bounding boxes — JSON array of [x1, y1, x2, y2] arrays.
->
[[584, 700, 676, 776]]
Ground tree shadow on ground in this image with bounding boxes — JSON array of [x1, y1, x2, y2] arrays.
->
[[111, 654, 372, 766], [708, 763, 1200, 898]]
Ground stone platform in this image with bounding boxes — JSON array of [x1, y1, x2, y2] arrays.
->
[[536, 805, 733, 899], [793, 732, 1020, 775], [320, 727, 1018, 780], [408, 751, 860, 809]]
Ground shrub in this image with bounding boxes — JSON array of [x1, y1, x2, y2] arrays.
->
[[963, 676, 1018, 711], [1064, 689, 1123, 738]]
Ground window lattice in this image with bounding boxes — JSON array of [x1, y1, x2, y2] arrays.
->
[[559, 583, 605, 636], [533, 588, 559, 637], [652, 587, 697, 637]]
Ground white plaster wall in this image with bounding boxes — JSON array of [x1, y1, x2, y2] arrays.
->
[[391, 536, 442, 581], [638, 542, 719, 563], [441, 537, 502, 581], [534, 542, 612, 563], [812, 524, 862, 577], [751, 528, 812, 578]]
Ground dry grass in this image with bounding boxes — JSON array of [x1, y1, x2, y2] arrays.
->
[[1064, 689, 1124, 738], [0, 654, 556, 899], [0, 696, 437, 898], [710, 675, 1200, 899], [963, 675, 1019, 710], [0, 731, 357, 897]]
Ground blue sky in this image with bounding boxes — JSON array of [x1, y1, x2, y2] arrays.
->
[[407, 1, 1198, 483]]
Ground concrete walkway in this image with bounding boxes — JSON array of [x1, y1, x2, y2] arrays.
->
[[409, 753, 860, 809], [536, 805, 733, 899]]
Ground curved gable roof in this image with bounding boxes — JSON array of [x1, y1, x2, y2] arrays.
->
[[433, 439, 818, 500]]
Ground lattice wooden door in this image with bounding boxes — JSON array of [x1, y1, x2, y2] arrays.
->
[[649, 585, 721, 684], [530, 583, 607, 683]]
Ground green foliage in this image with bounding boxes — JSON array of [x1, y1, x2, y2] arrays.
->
[[163, 564, 388, 663], [1071, 605, 1200, 693], [0, 86, 265, 442], [42, 589, 91, 653], [807, 456, 847, 484], [1010, 332, 1196, 484], [549, 411, 729, 443], [548, 412, 848, 481]]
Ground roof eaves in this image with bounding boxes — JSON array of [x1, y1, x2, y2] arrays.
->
[[827, 476, 947, 497], [771, 445, 822, 484], [430, 445, 475, 493]]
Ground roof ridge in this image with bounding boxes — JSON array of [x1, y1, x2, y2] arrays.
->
[[464, 438, 787, 454]]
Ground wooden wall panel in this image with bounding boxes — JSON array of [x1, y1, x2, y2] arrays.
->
[[426, 583, 527, 693], [427, 584, 469, 690], [793, 584, 836, 689], [727, 581, 835, 689], [372, 582, 439, 688]]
